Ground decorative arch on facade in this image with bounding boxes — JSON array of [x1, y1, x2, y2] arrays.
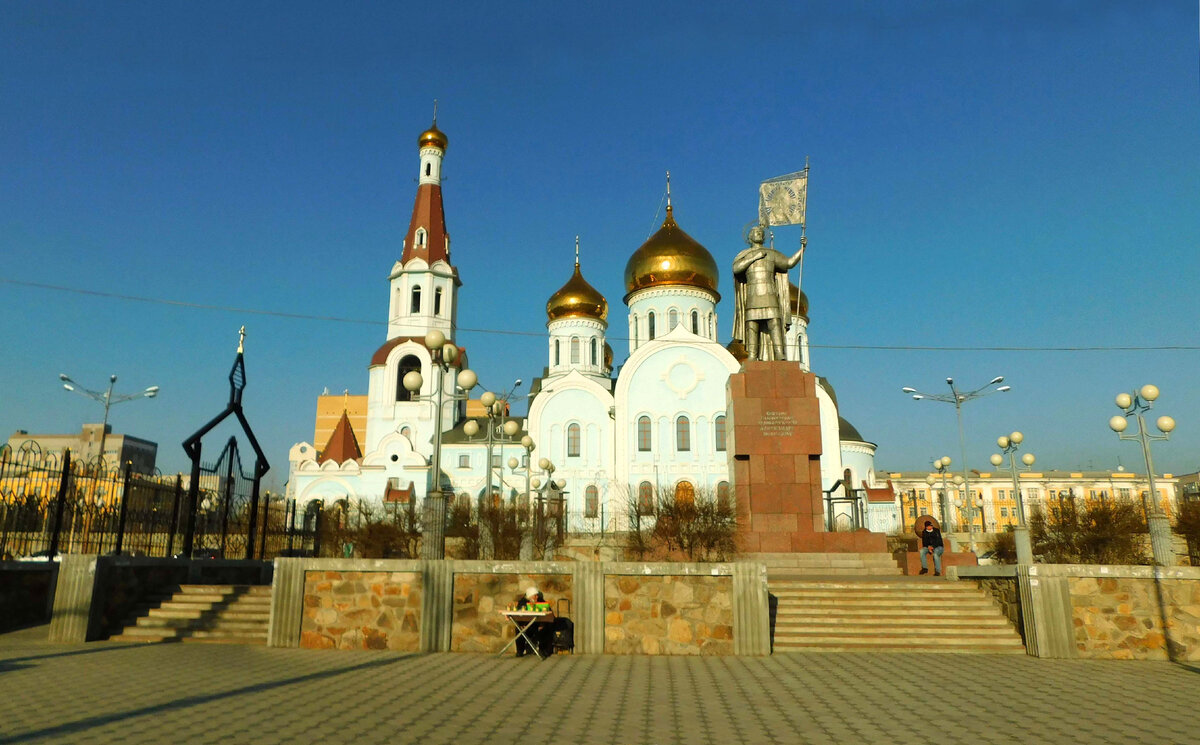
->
[[585, 484, 599, 517], [638, 481, 654, 515]]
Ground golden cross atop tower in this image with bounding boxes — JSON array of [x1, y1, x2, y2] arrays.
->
[[575, 235, 580, 266]]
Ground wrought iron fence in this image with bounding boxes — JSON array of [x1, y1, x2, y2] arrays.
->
[[0, 444, 318, 560]]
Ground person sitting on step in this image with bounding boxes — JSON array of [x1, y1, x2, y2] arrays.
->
[[919, 520, 944, 576]]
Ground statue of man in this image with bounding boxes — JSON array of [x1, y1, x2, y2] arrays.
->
[[731, 225, 804, 361]]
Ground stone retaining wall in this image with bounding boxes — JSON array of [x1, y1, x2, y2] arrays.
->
[[0, 562, 58, 632], [604, 574, 733, 655], [1069, 575, 1200, 661], [267, 559, 770, 655], [451, 573, 572, 653], [300, 570, 422, 651], [959, 564, 1200, 660], [977, 575, 1022, 631]]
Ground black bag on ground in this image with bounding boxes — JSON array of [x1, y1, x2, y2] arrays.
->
[[552, 616, 574, 653]]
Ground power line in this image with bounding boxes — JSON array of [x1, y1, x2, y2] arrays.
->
[[4, 276, 1198, 352]]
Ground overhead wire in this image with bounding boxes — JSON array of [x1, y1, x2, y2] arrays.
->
[[3, 276, 1197, 352]]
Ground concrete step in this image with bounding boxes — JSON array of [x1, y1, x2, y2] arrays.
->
[[774, 643, 1026, 654], [768, 595, 993, 607], [769, 578, 981, 590], [768, 568, 904, 578], [185, 628, 268, 639], [774, 629, 1022, 644], [775, 612, 1012, 626], [774, 622, 1019, 637], [770, 586, 988, 597], [180, 636, 267, 645]]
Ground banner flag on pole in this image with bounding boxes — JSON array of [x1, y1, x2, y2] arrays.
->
[[758, 169, 808, 227]]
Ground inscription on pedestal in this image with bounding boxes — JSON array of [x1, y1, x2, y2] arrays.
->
[[758, 410, 796, 438]]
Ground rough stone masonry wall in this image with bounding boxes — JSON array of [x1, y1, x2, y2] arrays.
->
[[300, 571, 422, 651], [978, 577, 1022, 630], [1070, 576, 1200, 661], [451, 573, 573, 653], [604, 574, 733, 655]]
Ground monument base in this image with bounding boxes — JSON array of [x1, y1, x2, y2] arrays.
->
[[727, 361, 887, 555]]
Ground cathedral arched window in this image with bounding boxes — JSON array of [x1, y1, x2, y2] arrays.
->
[[676, 416, 691, 452], [570, 337, 580, 364], [638, 481, 655, 515], [708, 313, 715, 339], [567, 423, 581, 457], [637, 416, 651, 452], [631, 314, 639, 347], [434, 287, 443, 316], [396, 355, 421, 402], [717, 481, 730, 509], [590, 338, 597, 365], [585, 485, 599, 518], [715, 415, 727, 452], [554, 339, 561, 366], [647, 312, 656, 340], [691, 310, 699, 334], [410, 286, 421, 314], [675, 480, 694, 505], [425, 163, 431, 177], [416, 228, 427, 247], [669, 309, 678, 330]]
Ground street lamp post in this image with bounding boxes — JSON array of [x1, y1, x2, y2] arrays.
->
[[402, 330, 477, 560], [1109, 385, 1176, 567], [926, 456, 954, 528], [903, 376, 1010, 554], [59, 373, 159, 471], [990, 431, 1036, 564], [507, 435, 537, 559], [463, 381, 523, 559]]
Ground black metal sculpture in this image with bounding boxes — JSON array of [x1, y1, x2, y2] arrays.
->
[[181, 327, 270, 560]]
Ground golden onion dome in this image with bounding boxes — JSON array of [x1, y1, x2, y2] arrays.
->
[[547, 262, 608, 322], [789, 281, 809, 320], [418, 124, 448, 150], [603, 342, 613, 369], [623, 205, 720, 301]]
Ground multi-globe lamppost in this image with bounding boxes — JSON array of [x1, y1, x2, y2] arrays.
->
[[990, 431, 1036, 564], [903, 376, 1009, 554], [59, 373, 159, 471], [401, 329, 477, 560], [924, 455, 954, 528], [463, 382, 524, 505], [1109, 384, 1176, 567]]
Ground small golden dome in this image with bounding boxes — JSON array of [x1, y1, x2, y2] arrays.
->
[[789, 281, 809, 320], [547, 263, 608, 322], [418, 124, 448, 150], [623, 205, 719, 301], [603, 342, 613, 369]]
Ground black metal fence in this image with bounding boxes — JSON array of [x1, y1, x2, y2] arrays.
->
[[0, 444, 318, 560]]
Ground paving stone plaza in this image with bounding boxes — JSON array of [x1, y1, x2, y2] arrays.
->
[[1, 626, 1197, 745]]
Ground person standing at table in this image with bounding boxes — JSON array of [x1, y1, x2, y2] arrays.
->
[[515, 586, 553, 657]]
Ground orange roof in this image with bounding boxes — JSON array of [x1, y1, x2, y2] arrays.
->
[[318, 410, 363, 465]]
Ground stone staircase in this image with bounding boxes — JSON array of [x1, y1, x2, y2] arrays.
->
[[745, 552, 905, 577], [770, 577, 1025, 654], [111, 585, 272, 645]]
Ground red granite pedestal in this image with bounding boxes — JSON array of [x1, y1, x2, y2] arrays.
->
[[727, 361, 887, 554]]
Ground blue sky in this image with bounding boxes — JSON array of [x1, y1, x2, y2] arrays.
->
[[2, 1, 1198, 484]]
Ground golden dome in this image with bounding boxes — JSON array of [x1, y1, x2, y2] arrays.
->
[[789, 281, 809, 320], [623, 205, 720, 301], [418, 124, 448, 150], [603, 342, 613, 369], [547, 263, 608, 322]]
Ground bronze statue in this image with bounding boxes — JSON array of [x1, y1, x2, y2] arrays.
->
[[731, 225, 804, 361]]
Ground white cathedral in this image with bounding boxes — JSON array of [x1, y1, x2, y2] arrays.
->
[[287, 121, 881, 529]]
